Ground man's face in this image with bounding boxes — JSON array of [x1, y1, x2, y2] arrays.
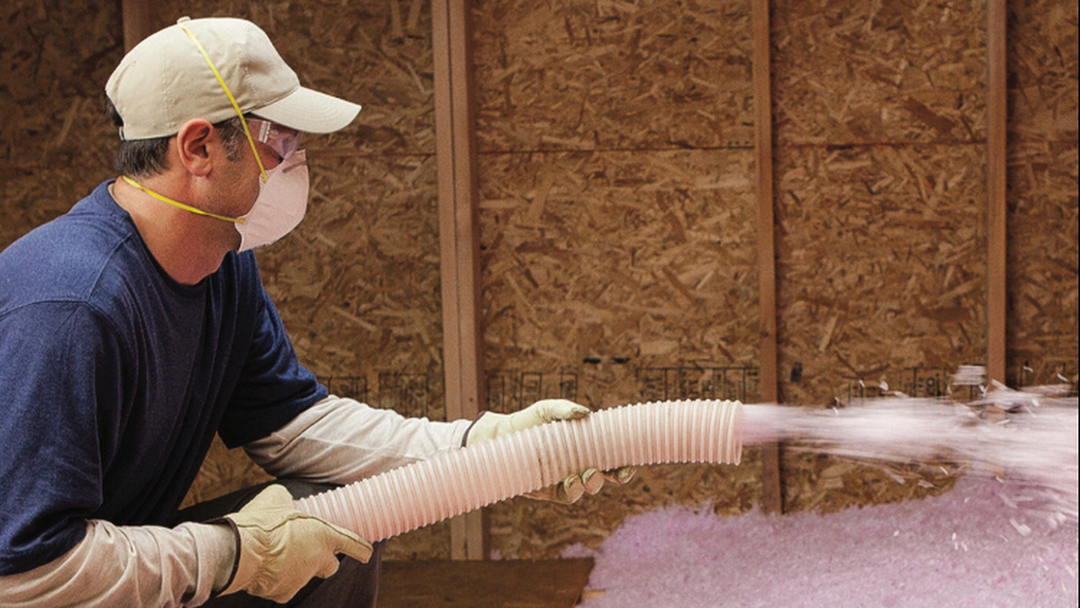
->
[[212, 119, 299, 219]]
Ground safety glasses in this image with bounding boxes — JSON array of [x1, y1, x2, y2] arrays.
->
[[246, 118, 301, 162]]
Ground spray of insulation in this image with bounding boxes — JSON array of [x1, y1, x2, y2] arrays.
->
[[742, 376, 1078, 527]]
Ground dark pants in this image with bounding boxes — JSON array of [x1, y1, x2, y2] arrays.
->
[[175, 480, 383, 608]]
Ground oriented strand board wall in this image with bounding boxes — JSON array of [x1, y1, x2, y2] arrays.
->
[[770, 0, 990, 512], [473, 0, 1057, 554], [472, 0, 764, 559], [0, 0, 122, 248]]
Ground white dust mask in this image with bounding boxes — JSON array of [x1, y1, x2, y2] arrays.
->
[[235, 149, 309, 251]]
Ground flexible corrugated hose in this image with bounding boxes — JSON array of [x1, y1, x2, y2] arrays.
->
[[295, 399, 744, 542]]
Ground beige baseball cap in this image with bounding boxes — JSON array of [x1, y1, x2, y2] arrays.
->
[[106, 16, 361, 140]]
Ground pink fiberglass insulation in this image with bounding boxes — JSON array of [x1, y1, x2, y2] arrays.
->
[[566, 477, 1078, 607]]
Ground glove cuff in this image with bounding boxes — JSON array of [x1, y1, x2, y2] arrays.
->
[[461, 410, 492, 447], [463, 411, 511, 447], [207, 517, 244, 596]]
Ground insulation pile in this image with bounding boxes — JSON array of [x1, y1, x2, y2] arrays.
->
[[568, 476, 1078, 607], [571, 380, 1078, 607]]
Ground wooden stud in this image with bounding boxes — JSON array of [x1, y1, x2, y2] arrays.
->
[[121, 0, 153, 52], [987, 0, 1008, 386], [752, 0, 783, 514], [433, 0, 487, 560]]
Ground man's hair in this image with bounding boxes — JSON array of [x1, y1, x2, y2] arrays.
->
[[105, 97, 247, 178]]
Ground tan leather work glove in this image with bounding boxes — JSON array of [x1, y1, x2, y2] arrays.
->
[[465, 399, 637, 503], [218, 485, 373, 603]]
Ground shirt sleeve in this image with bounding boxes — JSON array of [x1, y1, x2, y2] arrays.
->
[[0, 519, 235, 608], [218, 284, 327, 448], [243, 395, 472, 484], [0, 302, 126, 575]]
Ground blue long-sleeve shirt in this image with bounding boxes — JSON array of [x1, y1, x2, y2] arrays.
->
[[0, 181, 326, 574]]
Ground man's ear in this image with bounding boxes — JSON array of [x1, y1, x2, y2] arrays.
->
[[174, 118, 216, 177]]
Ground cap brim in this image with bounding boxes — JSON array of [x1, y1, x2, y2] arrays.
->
[[252, 86, 361, 134]]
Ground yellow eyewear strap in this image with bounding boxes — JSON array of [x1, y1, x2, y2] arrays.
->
[[121, 175, 244, 224], [179, 23, 268, 182]]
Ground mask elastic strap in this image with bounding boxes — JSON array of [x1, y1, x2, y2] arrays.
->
[[121, 175, 245, 224], [179, 24, 269, 183]]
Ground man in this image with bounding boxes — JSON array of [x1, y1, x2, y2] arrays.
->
[[0, 17, 628, 607]]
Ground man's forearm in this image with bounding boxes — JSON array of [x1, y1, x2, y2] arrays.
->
[[0, 519, 235, 608], [244, 394, 472, 484]]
